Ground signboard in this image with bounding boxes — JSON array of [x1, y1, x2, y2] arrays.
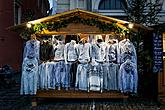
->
[[153, 32, 163, 73]]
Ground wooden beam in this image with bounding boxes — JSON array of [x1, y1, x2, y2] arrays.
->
[[35, 90, 128, 99]]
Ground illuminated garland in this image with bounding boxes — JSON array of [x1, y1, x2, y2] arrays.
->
[[20, 16, 129, 40]]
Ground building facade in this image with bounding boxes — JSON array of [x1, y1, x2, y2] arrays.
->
[[53, 0, 165, 22], [0, 0, 49, 71]]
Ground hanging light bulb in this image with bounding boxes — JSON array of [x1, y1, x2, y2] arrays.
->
[[26, 23, 32, 28], [128, 23, 134, 29]]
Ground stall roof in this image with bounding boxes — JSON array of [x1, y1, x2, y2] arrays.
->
[[9, 8, 153, 34]]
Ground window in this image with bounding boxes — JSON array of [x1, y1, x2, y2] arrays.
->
[[99, 0, 123, 10], [78, 0, 85, 9], [14, 2, 21, 25]]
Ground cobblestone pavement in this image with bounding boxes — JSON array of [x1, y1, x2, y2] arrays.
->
[[0, 85, 163, 110], [0, 86, 31, 110], [29, 98, 161, 110], [0, 73, 163, 110]]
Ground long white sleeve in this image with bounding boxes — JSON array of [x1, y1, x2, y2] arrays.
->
[[64, 43, 69, 64]]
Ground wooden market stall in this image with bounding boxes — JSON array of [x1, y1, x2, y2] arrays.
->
[[9, 9, 153, 106], [9, 8, 152, 36]]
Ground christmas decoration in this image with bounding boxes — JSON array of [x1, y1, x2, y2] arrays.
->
[[20, 16, 129, 39]]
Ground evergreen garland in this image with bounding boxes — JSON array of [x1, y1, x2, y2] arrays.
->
[[20, 16, 129, 39]]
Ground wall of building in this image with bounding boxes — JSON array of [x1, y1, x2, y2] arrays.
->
[[158, 0, 165, 23], [21, 0, 49, 21], [56, 0, 87, 13], [55, 0, 165, 22], [56, 0, 70, 13], [0, 0, 22, 71], [92, 0, 126, 17], [0, 0, 49, 71]]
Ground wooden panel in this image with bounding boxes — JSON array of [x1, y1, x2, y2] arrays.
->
[[59, 23, 101, 34], [35, 90, 128, 99], [40, 23, 117, 35]]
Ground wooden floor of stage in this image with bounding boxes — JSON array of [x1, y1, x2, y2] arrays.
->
[[35, 89, 128, 99]]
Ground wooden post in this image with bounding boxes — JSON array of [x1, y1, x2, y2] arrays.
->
[[31, 97, 37, 107]]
